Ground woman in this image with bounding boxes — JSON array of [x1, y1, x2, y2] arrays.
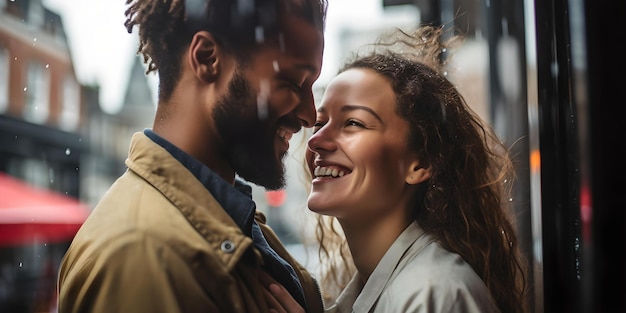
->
[[266, 25, 529, 313]]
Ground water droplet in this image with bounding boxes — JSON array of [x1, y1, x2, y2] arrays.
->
[[65, 148, 71, 155], [256, 79, 270, 120], [255, 26, 265, 43], [23, 87, 27, 92], [13, 57, 18, 61], [551, 62, 559, 77], [45, 64, 49, 69], [18, 262, 22, 267]]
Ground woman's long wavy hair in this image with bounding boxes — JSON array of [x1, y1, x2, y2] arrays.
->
[[311, 25, 529, 313]]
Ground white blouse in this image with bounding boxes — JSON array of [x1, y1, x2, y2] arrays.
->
[[326, 222, 501, 313]]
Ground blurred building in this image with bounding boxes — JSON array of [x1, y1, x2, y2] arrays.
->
[[0, 0, 155, 208], [0, 0, 84, 198], [0, 1, 87, 311], [0, 2, 153, 311], [80, 55, 155, 208]]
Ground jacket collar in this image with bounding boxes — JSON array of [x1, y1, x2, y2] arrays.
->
[[143, 129, 256, 236], [125, 131, 256, 268]]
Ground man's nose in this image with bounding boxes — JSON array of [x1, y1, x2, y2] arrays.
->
[[295, 90, 316, 127]]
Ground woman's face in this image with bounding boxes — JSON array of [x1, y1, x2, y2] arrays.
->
[[306, 68, 421, 222]]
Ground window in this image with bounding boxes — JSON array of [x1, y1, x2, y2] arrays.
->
[[59, 74, 80, 131], [23, 60, 50, 124], [0, 45, 8, 113], [27, 0, 44, 28]]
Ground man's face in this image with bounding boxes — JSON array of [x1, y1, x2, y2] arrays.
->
[[213, 15, 324, 190]]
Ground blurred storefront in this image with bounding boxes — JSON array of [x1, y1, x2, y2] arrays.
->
[[0, 173, 90, 312], [0, 0, 154, 311]]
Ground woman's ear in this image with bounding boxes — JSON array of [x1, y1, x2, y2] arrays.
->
[[406, 160, 431, 185], [188, 31, 220, 82]]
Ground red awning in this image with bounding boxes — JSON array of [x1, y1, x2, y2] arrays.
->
[[0, 172, 91, 246]]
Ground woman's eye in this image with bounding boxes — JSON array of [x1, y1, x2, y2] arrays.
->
[[346, 119, 365, 127]]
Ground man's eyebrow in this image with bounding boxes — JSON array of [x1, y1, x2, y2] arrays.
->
[[317, 104, 383, 123]]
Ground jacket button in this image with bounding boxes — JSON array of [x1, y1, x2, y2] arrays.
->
[[220, 240, 236, 253]]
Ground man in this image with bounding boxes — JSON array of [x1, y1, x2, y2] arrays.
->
[[57, 0, 327, 312]]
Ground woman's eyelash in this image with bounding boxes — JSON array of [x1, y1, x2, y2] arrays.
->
[[346, 119, 364, 127], [312, 119, 365, 132]]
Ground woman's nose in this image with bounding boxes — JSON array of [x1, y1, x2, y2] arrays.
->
[[307, 124, 336, 154]]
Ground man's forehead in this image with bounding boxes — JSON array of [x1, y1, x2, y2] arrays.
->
[[276, 14, 324, 55]]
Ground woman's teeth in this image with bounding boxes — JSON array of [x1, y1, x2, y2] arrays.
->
[[314, 166, 345, 178]]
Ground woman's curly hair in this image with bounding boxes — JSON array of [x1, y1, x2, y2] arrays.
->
[[313, 25, 529, 313]]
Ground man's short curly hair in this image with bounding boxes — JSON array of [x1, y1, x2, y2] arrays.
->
[[124, 0, 327, 101]]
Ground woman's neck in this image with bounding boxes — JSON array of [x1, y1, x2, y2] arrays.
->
[[339, 214, 412, 280]]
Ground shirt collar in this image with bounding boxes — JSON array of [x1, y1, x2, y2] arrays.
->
[[143, 129, 255, 236], [346, 222, 427, 313]]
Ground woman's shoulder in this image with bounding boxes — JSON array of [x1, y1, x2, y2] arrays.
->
[[376, 240, 499, 312], [382, 240, 493, 311], [394, 238, 485, 287]]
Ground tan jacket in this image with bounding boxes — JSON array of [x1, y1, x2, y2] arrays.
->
[[58, 132, 324, 313]]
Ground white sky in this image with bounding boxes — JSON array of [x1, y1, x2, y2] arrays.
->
[[41, 0, 419, 114]]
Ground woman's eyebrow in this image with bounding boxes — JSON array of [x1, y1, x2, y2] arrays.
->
[[341, 104, 382, 122]]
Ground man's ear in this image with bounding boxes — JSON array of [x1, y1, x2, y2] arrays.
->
[[406, 160, 431, 185], [188, 31, 220, 82]]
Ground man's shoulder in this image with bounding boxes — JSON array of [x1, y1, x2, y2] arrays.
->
[[73, 171, 198, 254]]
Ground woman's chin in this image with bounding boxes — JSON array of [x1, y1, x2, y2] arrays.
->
[[307, 197, 324, 213]]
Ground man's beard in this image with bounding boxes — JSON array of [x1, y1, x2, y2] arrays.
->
[[213, 72, 287, 190]]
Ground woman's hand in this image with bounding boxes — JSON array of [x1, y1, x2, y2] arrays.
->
[[259, 270, 305, 313]]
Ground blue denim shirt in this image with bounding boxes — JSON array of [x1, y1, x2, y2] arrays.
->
[[144, 129, 306, 308]]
